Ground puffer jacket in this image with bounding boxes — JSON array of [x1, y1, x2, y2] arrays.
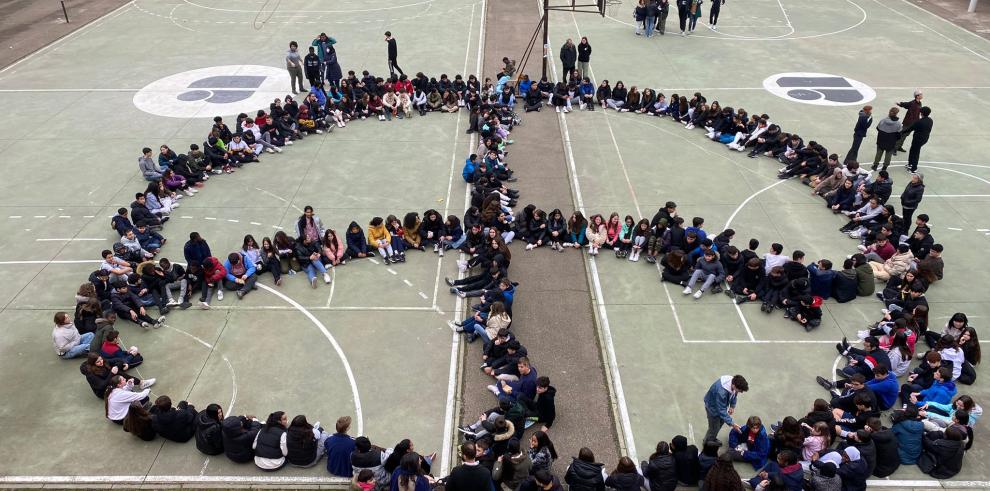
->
[[564, 458, 606, 491], [151, 402, 198, 442], [871, 251, 914, 281], [875, 116, 902, 151], [366, 222, 392, 246], [194, 411, 224, 455], [222, 416, 262, 463], [642, 453, 677, 491]]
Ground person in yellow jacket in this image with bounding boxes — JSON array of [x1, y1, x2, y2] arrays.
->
[[367, 217, 396, 265]]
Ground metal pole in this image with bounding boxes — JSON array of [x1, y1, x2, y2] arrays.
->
[[61, 1, 70, 22], [542, 0, 549, 81], [969, 0, 978, 13]]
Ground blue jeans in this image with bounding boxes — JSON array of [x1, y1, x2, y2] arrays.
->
[[304, 261, 328, 281], [645, 16, 656, 37], [60, 332, 94, 359], [444, 235, 467, 250]]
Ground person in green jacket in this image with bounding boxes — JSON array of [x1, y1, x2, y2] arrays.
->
[[852, 253, 875, 297]]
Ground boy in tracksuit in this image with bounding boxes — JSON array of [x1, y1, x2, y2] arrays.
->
[[785, 294, 823, 332], [683, 249, 725, 299]]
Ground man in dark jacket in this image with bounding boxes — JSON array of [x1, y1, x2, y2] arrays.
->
[[864, 170, 892, 204], [895, 90, 923, 152], [384, 31, 403, 77], [559, 39, 577, 83], [847, 105, 872, 162], [564, 448, 606, 491], [899, 173, 925, 230], [130, 193, 162, 230], [865, 417, 900, 477], [222, 415, 261, 463], [901, 106, 933, 172], [150, 396, 197, 442], [445, 442, 494, 491]]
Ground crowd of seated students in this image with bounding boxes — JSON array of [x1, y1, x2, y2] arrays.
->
[[44, 37, 984, 487]]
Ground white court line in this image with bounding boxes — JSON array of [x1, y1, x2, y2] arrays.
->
[[403, 279, 414, 287], [684, 339, 841, 344], [254, 187, 303, 213], [947, 227, 964, 231], [181, 0, 433, 14], [256, 283, 363, 436], [661, 283, 687, 342], [35, 238, 106, 241], [545, 3, 637, 461], [222, 356, 237, 414], [707, 0, 794, 40], [168, 3, 196, 32], [325, 268, 337, 308], [0, 1, 135, 79], [921, 165, 990, 186], [870, 0, 990, 63], [163, 324, 213, 349], [927, 195, 990, 198], [440, 0, 484, 475], [418, 291, 429, 299]]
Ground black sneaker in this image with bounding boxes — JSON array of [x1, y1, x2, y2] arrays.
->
[[383, 257, 391, 265], [445, 277, 455, 287], [816, 376, 834, 391], [179, 301, 191, 310]]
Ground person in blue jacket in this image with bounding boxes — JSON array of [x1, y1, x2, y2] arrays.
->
[[865, 365, 899, 410], [703, 374, 748, 444], [727, 415, 770, 470], [892, 405, 925, 464], [579, 77, 596, 110], [747, 450, 803, 491], [344, 221, 373, 259], [183, 232, 211, 268], [222, 252, 257, 299], [910, 366, 957, 406], [324, 416, 355, 477], [807, 259, 836, 299]]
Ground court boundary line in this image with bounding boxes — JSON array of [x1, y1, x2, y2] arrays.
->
[[872, 0, 990, 63]]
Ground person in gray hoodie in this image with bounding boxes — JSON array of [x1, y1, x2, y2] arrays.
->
[[871, 107, 902, 172], [683, 249, 726, 299], [138, 147, 164, 181]]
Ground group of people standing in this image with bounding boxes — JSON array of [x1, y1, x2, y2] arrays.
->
[[633, 0, 725, 37]]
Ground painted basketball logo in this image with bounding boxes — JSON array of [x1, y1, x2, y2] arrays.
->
[[134, 65, 289, 118], [763, 72, 875, 107]]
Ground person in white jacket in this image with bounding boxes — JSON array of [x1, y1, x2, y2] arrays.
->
[[52, 312, 93, 359], [105, 375, 152, 423], [412, 89, 428, 116]]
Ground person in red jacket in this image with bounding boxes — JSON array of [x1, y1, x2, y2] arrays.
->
[[200, 257, 226, 309]]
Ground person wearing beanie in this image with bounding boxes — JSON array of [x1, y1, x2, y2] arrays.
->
[[670, 435, 701, 485]]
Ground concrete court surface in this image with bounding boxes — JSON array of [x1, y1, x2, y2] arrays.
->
[[0, 0, 486, 482], [545, 0, 990, 485]]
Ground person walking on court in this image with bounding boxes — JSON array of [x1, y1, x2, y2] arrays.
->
[[656, 0, 670, 35], [900, 173, 925, 230], [676, 0, 691, 36], [871, 107, 902, 172], [577, 37, 592, 80], [285, 41, 306, 94], [703, 374, 748, 445], [900, 106, 933, 173], [560, 39, 577, 83], [311, 33, 342, 89], [385, 31, 404, 78], [708, 0, 724, 29], [846, 105, 872, 163], [895, 90, 923, 153]]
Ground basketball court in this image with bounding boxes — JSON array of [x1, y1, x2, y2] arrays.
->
[[0, 0, 989, 487]]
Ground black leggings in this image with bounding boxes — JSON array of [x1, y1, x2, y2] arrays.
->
[[709, 3, 721, 25], [678, 5, 689, 31]]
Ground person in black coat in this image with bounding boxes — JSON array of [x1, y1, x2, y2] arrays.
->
[[865, 418, 900, 478], [564, 447, 606, 491], [670, 435, 700, 486], [222, 415, 262, 463], [559, 39, 577, 83], [384, 31, 403, 77], [195, 404, 225, 455], [150, 396, 198, 442], [901, 106, 933, 172], [642, 441, 678, 491], [918, 426, 966, 479], [847, 105, 873, 162], [899, 173, 925, 228]]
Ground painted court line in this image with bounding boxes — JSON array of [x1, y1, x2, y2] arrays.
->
[[872, 0, 990, 63], [35, 238, 106, 242]]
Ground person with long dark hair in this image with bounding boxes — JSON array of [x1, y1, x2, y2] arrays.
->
[[123, 401, 156, 441], [253, 411, 289, 471], [194, 403, 225, 456], [701, 453, 742, 490], [150, 395, 197, 442], [104, 375, 151, 424], [390, 452, 431, 491], [285, 414, 329, 467]]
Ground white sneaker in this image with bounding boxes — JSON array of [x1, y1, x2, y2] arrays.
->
[[682, 286, 692, 295], [140, 378, 157, 389], [274, 147, 282, 153], [556, 106, 561, 113], [457, 260, 468, 273], [693, 290, 703, 299], [285, 140, 294, 145], [200, 301, 210, 310], [315, 129, 324, 134], [563, 107, 570, 113], [166, 299, 179, 306], [685, 123, 695, 130], [323, 272, 332, 284], [525, 243, 534, 250], [184, 189, 195, 197], [857, 244, 867, 252], [433, 244, 439, 253], [857, 329, 871, 340], [217, 289, 224, 301], [563, 242, 573, 248], [265, 148, 275, 154], [486, 384, 499, 396], [438, 248, 444, 257]]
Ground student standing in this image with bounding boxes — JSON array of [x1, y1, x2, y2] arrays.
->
[[901, 107, 933, 173], [900, 173, 925, 229], [312, 33, 342, 89], [708, 0, 724, 29], [847, 105, 872, 163], [645, 1, 659, 38], [895, 90, 923, 153], [656, 0, 670, 35], [303, 47, 323, 89], [676, 0, 691, 36], [576, 37, 592, 81], [703, 374, 748, 444], [559, 39, 577, 83], [385, 31, 404, 78], [285, 41, 306, 94], [871, 107, 902, 172]]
